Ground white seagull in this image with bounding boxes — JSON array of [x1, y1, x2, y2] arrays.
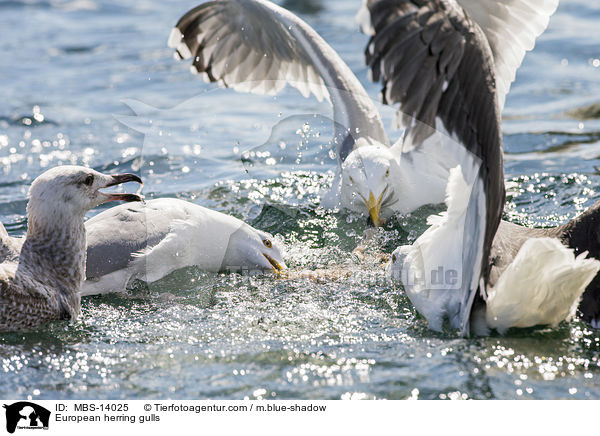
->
[[374, 0, 600, 334], [82, 198, 286, 295], [0, 166, 142, 332]]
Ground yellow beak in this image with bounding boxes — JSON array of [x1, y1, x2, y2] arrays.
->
[[263, 254, 285, 275], [365, 191, 384, 227]]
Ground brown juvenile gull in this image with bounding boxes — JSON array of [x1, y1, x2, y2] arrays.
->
[[0, 165, 142, 332]]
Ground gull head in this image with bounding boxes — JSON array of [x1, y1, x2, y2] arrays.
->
[[28, 165, 143, 222], [340, 142, 398, 227], [221, 224, 286, 275]]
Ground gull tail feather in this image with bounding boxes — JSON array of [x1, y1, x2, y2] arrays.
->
[[486, 238, 600, 334]]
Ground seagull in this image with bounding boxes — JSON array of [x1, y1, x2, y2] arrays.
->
[[81, 198, 286, 295], [388, 167, 600, 335], [359, 0, 595, 336], [0, 166, 142, 332], [377, 0, 600, 336], [166, 0, 559, 226], [167, 0, 394, 227]]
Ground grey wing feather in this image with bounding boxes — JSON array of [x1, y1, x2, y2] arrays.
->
[[173, 1, 317, 95], [85, 202, 185, 279]]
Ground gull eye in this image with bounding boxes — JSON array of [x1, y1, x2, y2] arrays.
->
[[392, 254, 397, 263], [385, 168, 390, 177], [83, 174, 94, 186], [349, 176, 354, 184], [263, 239, 272, 249]]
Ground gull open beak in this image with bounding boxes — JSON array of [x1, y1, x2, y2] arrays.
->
[[100, 173, 143, 203], [263, 253, 285, 274], [362, 189, 386, 227]]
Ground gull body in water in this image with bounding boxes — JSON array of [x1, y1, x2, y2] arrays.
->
[[0, 166, 142, 332], [82, 198, 286, 295]]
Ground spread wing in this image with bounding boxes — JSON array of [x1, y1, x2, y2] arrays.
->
[[359, 0, 558, 111], [168, 0, 389, 163]]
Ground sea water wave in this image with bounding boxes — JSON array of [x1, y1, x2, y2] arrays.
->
[[1, 0, 600, 399]]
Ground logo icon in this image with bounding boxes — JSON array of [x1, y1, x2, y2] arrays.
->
[[3, 402, 50, 434]]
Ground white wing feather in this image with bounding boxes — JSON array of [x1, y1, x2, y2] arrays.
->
[[486, 238, 600, 334], [457, 0, 559, 110]]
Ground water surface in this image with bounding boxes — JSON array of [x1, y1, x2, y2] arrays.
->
[[1, 0, 600, 400]]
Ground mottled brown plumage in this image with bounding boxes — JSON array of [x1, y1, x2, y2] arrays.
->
[[0, 166, 142, 333], [0, 271, 69, 332], [0, 223, 21, 264]]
